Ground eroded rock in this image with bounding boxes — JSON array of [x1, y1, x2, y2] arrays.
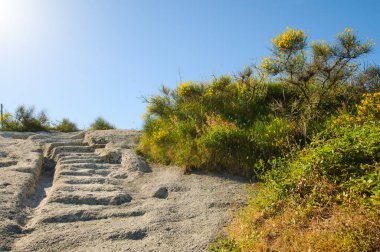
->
[[153, 186, 169, 199], [0, 130, 247, 252], [122, 149, 151, 173]]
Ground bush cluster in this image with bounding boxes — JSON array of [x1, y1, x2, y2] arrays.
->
[[55, 118, 79, 132], [139, 28, 380, 251], [139, 28, 378, 178], [1, 105, 52, 132], [138, 77, 302, 176], [0, 105, 115, 132], [213, 93, 380, 251], [89, 117, 115, 130]]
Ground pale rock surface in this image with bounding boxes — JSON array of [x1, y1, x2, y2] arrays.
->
[[0, 130, 247, 252]]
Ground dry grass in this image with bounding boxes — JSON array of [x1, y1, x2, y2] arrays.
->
[[226, 197, 380, 252]]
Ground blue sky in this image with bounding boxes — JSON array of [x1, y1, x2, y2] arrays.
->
[[0, 0, 379, 129]]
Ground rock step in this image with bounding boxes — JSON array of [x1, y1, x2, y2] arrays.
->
[[38, 209, 145, 224], [52, 145, 95, 154], [60, 176, 120, 185], [58, 166, 111, 172], [39, 138, 84, 144], [58, 169, 111, 177], [51, 146, 95, 160], [55, 152, 99, 161], [46, 142, 86, 147], [58, 163, 120, 170], [0, 160, 18, 168], [45, 142, 87, 156], [49, 191, 132, 205], [58, 184, 121, 192], [58, 157, 105, 164]]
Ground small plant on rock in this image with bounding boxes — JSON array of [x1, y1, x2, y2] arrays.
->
[[55, 118, 79, 132], [89, 117, 115, 130]]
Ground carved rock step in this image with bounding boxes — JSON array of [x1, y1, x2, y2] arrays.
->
[[0, 160, 18, 168], [55, 152, 99, 161], [58, 183, 121, 192], [30, 206, 145, 225], [58, 157, 105, 164], [37, 138, 84, 144], [57, 169, 112, 177], [51, 146, 95, 160], [48, 191, 132, 205], [60, 176, 121, 185], [44, 141, 87, 155], [58, 163, 120, 170]]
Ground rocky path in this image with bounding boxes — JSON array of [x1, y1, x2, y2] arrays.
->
[[0, 130, 247, 252]]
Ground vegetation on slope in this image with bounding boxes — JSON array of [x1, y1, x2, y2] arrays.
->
[[210, 92, 380, 251], [55, 118, 79, 132], [139, 28, 380, 251], [1, 105, 52, 132], [89, 117, 115, 130], [138, 78, 301, 176], [138, 28, 376, 176], [0, 105, 115, 132]]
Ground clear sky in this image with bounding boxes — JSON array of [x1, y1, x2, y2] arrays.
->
[[0, 0, 379, 129]]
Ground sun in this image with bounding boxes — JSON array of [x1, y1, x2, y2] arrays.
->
[[0, 0, 25, 35], [0, 1, 14, 24]]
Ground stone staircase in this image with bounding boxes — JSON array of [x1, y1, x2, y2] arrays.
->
[[23, 133, 135, 229], [4, 130, 247, 252]]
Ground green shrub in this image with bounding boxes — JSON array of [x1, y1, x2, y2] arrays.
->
[[89, 117, 115, 130], [139, 29, 375, 177], [208, 238, 240, 252], [0, 112, 19, 131], [138, 75, 301, 175], [259, 28, 378, 144], [1, 105, 50, 132], [0, 105, 81, 133], [138, 72, 341, 176], [216, 93, 380, 251], [55, 118, 79, 132], [137, 27, 380, 251]]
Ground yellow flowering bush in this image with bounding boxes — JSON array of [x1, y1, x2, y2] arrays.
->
[[204, 87, 214, 97], [356, 92, 380, 120], [152, 128, 170, 142], [0, 112, 17, 130], [258, 27, 376, 143], [260, 28, 307, 77], [177, 81, 192, 97], [260, 56, 278, 73], [139, 72, 300, 176], [204, 76, 233, 98], [272, 28, 307, 52], [331, 92, 380, 127], [139, 28, 377, 180], [214, 101, 380, 251]]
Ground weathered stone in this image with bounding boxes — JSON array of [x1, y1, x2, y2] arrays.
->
[[153, 186, 169, 199], [0, 130, 247, 252], [122, 149, 151, 173]]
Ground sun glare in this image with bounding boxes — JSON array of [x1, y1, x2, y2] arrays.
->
[[0, 0, 25, 35], [0, 1, 14, 24]]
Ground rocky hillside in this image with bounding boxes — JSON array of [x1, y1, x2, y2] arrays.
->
[[0, 130, 246, 252]]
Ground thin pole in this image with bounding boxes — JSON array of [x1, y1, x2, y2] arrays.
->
[[0, 104, 3, 129]]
